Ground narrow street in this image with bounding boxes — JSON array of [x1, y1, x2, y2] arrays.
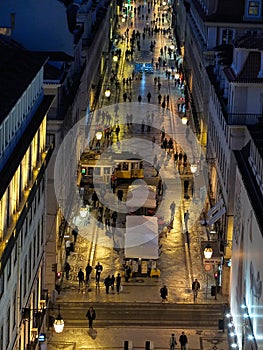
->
[[49, 1, 229, 348]]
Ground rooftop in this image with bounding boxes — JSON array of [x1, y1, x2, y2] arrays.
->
[[0, 47, 48, 123]]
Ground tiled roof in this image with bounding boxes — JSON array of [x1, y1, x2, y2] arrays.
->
[[206, 0, 245, 23], [224, 51, 263, 83], [0, 48, 48, 123], [192, 0, 246, 23], [234, 34, 263, 50]]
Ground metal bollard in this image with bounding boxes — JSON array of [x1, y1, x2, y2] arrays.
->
[[124, 340, 133, 350], [145, 340, 154, 350]]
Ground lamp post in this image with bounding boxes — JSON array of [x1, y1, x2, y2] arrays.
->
[[53, 305, 64, 333], [22, 304, 64, 347], [204, 244, 213, 299], [105, 88, 111, 100], [181, 114, 188, 125]]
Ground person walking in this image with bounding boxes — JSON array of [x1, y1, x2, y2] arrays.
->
[[95, 262, 103, 283], [64, 262, 71, 280], [138, 94, 142, 102], [169, 333, 177, 350], [192, 278, 200, 302], [77, 268, 85, 290], [86, 306, 96, 328], [85, 263, 93, 284], [179, 331, 188, 350], [110, 274, 115, 291], [124, 264, 131, 282], [147, 91, 152, 102], [170, 201, 176, 219], [104, 275, 112, 294], [72, 226, 78, 245], [116, 273, 121, 293], [160, 284, 168, 302], [117, 189, 124, 203], [184, 210, 190, 231]]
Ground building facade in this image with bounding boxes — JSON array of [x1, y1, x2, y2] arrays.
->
[[0, 48, 54, 349]]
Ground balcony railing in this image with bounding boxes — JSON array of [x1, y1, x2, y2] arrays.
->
[[227, 113, 263, 125]]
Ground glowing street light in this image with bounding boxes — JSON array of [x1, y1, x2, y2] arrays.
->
[[190, 163, 198, 174], [105, 89, 111, 99], [113, 55, 118, 62], [204, 244, 213, 259], [53, 306, 64, 333], [181, 115, 188, 125], [96, 131, 103, 140]]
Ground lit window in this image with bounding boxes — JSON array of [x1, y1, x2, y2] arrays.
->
[[248, 1, 260, 16]]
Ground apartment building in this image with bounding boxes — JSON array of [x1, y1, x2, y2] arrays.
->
[[0, 48, 54, 349]]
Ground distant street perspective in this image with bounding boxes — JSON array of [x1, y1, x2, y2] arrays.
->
[[2, 0, 263, 350]]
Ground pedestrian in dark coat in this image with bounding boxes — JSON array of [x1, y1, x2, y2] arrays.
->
[[179, 331, 188, 350], [147, 91, 152, 102], [116, 273, 121, 293], [86, 306, 96, 328], [124, 265, 131, 282], [85, 263, 93, 284], [77, 268, 85, 289], [111, 274, 115, 291], [64, 262, 71, 280], [117, 189, 124, 203], [104, 275, 112, 294], [160, 284, 168, 302], [72, 226, 78, 244], [138, 95, 142, 102], [95, 262, 103, 283]]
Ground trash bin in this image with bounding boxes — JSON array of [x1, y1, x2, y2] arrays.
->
[[124, 340, 132, 350], [145, 340, 154, 350], [211, 285, 216, 296], [218, 319, 225, 332]]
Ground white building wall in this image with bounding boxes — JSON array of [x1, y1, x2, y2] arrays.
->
[[0, 0, 74, 55], [231, 169, 263, 349]]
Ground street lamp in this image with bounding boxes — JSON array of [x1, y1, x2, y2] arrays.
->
[[204, 244, 213, 259], [105, 89, 111, 100], [203, 244, 213, 299], [170, 44, 175, 50], [190, 163, 198, 174], [113, 55, 118, 62], [22, 304, 64, 335], [181, 115, 188, 125], [53, 305, 64, 333], [95, 131, 103, 141]]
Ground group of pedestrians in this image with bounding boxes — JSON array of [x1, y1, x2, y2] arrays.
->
[[74, 262, 124, 295], [169, 331, 188, 350]]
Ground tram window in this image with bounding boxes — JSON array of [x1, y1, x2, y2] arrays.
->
[[104, 167, 111, 174], [87, 167, 93, 176], [94, 167, 100, 175], [123, 162, 128, 170], [132, 163, 138, 169]]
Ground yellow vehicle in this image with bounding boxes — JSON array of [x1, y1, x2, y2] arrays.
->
[[79, 150, 113, 187], [114, 158, 144, 179]]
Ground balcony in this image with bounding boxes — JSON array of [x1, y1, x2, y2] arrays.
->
[[227, 113, 263, 125]]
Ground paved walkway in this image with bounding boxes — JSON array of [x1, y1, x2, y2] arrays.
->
[[48, 1, 230, 349]]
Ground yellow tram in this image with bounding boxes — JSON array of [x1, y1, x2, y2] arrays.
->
[[78, 150, 144, 187], [114, 157, 144, 179]]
